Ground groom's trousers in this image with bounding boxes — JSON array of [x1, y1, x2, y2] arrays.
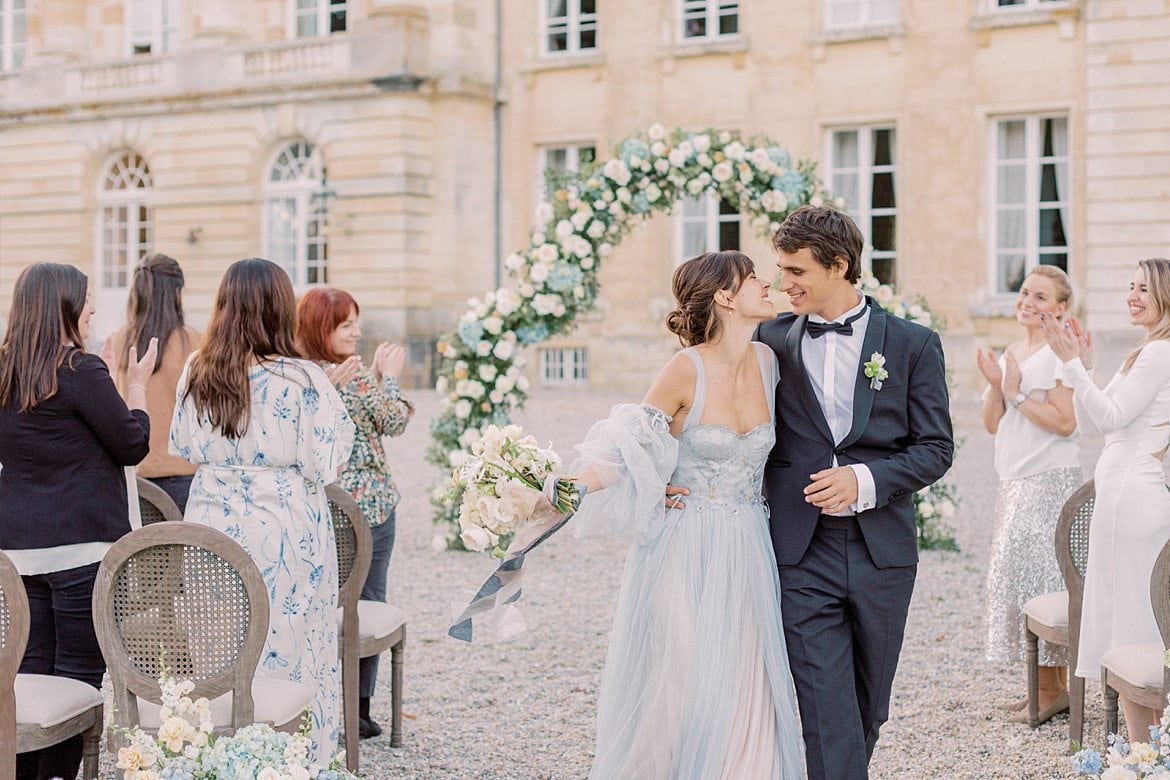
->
[[779, 515, 916, 780]]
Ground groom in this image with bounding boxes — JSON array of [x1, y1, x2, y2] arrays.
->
[[755, 206, 953, 779]]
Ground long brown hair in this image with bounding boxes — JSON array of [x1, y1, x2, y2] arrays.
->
[[296, 287, 359, 364], [0, 263, 89, 412], [121, 252, 190, 375], [1123, 257, 1170, 373], [666, 251, 754, 346], [183, 258, 301, 437]]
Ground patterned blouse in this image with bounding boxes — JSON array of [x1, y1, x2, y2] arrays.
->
[[331, 362, 415, 526]]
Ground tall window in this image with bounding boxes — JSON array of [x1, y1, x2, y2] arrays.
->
[[825, 0, 899, 28], [536, 143, 595, 203], [682, 0, 739, 40], [127, 0, 179, 55], [540, 347, 589, 387], [992, 115, 1069, 294], [678, 195, 740, 261], [265, 140, 329, 286], [544, 1, 596, 54], [829, 127, 897, 284], [294, 0, 346, 38], [99, 152, 154, 290], [0, 0, 26, 71]]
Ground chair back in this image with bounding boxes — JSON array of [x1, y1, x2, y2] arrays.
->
[[92, 523, 269, 731], [1150, 539, 1170, 694], [1055, 480, 1095, 603], [136, 477, 184, 524], [327, 484, 373, 601], [0, 551, 29, 780]]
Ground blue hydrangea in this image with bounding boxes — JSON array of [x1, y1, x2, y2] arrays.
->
[[1070, 748, 1102, 775], [621, 138, 650, 162], [546, 263, 583, 293], [774, 170, 809, 202], [515, 322, 550, 345], [767, 146, 791, 168], [457, 319, 484, 349], [631, 193, 651, 214], [159, 760, 198, 780]]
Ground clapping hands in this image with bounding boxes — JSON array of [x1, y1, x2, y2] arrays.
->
[[976, 348, 1004, 391], [324, 355, 361, 388], [1041, 314, 1094, 368], [372, 342, 406, 383]]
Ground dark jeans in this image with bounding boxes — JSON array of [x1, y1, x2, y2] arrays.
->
[[146, 473, 194, 514], [359, 512, 396, 698], [16, 562, 105, 780], [779, 516, 916, 780]]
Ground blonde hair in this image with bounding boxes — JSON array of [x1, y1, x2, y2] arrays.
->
[[1123, 258, 1170, 373], [1025, 265, 1073, 311]]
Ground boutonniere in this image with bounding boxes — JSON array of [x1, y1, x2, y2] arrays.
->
[[864, 352, 889, 390]]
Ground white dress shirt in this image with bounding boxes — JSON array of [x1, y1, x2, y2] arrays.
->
[[801, 294, 878, 515]]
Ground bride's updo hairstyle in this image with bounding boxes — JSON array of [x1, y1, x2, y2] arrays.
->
[[666, 250, 754, 347]]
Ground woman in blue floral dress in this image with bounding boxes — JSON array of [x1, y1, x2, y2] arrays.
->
[[170, 259, 355, 762], [297, 286, 414, 738]]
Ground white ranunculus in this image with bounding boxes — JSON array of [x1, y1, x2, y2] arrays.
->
[[581, 255, 595, 270], [602, 158, 632, 186], [712, 161, 733, 182], [536, 243, 558, 264], [476, 340, 492, 357], [478, 364, 498, 382], [492, 338, 515, 360], [648, 123, 666, 140], [495, 288, 520, 316], [692, 134, 711, 154], [535, 202, 554, 226], [530, 262, 550, 283], [555, 219, 574, 239], [668, 149, 687, 168], [587, 220, 606, 239], [482, 316, 503, 335]]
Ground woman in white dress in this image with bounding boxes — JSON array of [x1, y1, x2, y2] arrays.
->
[[1044, 257, 1170, 742], [563, 251, 803, 779], [976, 266, 1080, 723], [170, 258, 355, 761]]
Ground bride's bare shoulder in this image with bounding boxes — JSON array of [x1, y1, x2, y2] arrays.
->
[[642, 350, 697, 418]]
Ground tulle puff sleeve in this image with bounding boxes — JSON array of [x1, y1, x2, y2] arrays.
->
[[570, 403, 679, 540]]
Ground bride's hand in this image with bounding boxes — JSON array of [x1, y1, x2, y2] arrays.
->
[[664, 483, 689, 510]]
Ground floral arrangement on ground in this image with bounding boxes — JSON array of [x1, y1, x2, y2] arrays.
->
[[426, 124, 960, 553], [113, 669, 354, 780], [1072, 651, 1170, 778]]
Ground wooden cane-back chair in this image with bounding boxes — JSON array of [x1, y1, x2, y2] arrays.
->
[[1101, 537, 1170, 739], [1022, 480, 1095, 744], [92, 523, 311, 745], [327, 484, 407, 756], [136, 477, 183, 525], [0, 550, 103, 779]]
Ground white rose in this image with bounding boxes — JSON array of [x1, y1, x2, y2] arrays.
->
[[602, 158, 632, 186], [534, 202, 554, 226], [532, 230, 546, 245], [460, 523, 491, 552], [725, 141, 746, 161], [712, 161, 733, 182], [617, 187, 631, 204], [574, 285, 586, 300], [908, 304, 924, 318], [532, 293, 561, 316], [608, 201, 624, 216], [648, 123, 666, 141], [478, 364, 498, 382], [492, 339, 515, 360], [718, 130, 732, 144], [495, 375, 515, 393], [697, 171, 711, 187], [504, 253, 525, 271], [482, 316, 503, 335], [749, 147, 771, 167], [495, 288, 519, 316], [629, 154, 642, 169], [555, 219, 574, 239], [581, 255, 595, 270], [586, 220, 606, 239], [476, 340, 492, 357], [668, 149, 687, 168], [678, 140, 694, 157], [536, 243, 559, 264], [917, 312, 933, 327], [530, 262, 550, 283], [489, 389, 504, 404], [645, 183, 662, 202], [686, 179, 703, 196], [654, 158, 670, 174], [454, 400, 471, 419], [697, 152, 712, 168], [519, 282, 535, 298], [570, 211, 589, 230], [692, 134, 711, 153], [650, 141, 666, 157]]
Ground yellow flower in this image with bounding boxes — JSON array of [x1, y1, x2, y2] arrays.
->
[[117, 747, 149, 771], [555, 189, 568, 202], [158, 717, 187, 752], [436, 340, 449, 354]]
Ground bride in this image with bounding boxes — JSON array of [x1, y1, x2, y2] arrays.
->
[[561, 250, 803, 778]]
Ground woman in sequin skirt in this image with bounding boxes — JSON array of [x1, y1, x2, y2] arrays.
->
[[976, 266, 1081, 724]]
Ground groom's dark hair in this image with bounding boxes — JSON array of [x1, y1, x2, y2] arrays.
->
[[772, 205, 864, 284]]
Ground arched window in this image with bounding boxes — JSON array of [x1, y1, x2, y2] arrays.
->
[[264, 140, 328, 286], [99, 151, 153, 290]]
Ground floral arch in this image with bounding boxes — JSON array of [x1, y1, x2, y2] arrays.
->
[[426, 124, 957, 550]]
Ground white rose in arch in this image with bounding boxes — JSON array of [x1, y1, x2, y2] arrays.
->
[[531, 231, 546, 245], [478, 364, 498, 382], [504, 253, 525, 271], [536, 243, 559, 264], [654, 158, 670, 174], [599, 243, 613, 257], [476, 340, 492, 357], [668, 149, 687, 168], [530, 262, 550, 283], [534, 202, 554, 226], [749, 147, 771, 167], [554, 219, 574, 239], [519, 282, 535, 298], [493, 339, 515, 360], [617, 188, 632, 204], [645, 183, 662, 202], [648, 123, 666, 140], [495, 289, 519, 316], [712, 162, 734, 183], [571, 211, 589, 230], [489, 389, 504, 404], [581, 255, 595, 270], [602, 158, 632, 186], [678, 140, 694, 158], [482, 316, 503, 335], [692, 133, 711, 154], [650, 141, 666, 156], [495, 375, 515, 393], [697, 153, 712, 168], [587, 221, 606, 239]]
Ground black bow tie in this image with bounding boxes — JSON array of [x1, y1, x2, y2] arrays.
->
[[806, 306, 866, 339]]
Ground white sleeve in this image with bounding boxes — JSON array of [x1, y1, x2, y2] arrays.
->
[[569, 403, 680, 540], [1060, 343, 1170, 435]]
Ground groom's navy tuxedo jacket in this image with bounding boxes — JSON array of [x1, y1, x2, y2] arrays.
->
[[755, 297, 954, 569]]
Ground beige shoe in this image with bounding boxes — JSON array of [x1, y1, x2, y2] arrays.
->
[[995, 697, 1027, 712], [1011, 690, 1070, 726]]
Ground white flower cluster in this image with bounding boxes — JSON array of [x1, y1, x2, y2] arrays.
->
[[859, 272, 935, 329], [449, 424, 560, 554], [430, 124, 828, 548]]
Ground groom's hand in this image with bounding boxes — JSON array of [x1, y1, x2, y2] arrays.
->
[[804, 467, 858, 513]]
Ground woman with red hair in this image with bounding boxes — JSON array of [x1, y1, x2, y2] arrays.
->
[[297, 286, 414, 739]]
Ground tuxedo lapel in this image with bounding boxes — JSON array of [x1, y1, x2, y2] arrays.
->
[[839, 298, 886, 450], [784, 315, 835, 443]]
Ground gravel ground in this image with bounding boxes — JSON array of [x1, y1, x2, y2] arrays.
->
[[95, 388, 1116, 779]]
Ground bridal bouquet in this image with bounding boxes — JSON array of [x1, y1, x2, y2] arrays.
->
[[449, 423, 578, 556], [1072, 652, 1170, 778], [114, 669, 354, 780]]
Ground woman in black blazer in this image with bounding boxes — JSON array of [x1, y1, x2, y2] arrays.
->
[[0, 262, 156, 780]]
